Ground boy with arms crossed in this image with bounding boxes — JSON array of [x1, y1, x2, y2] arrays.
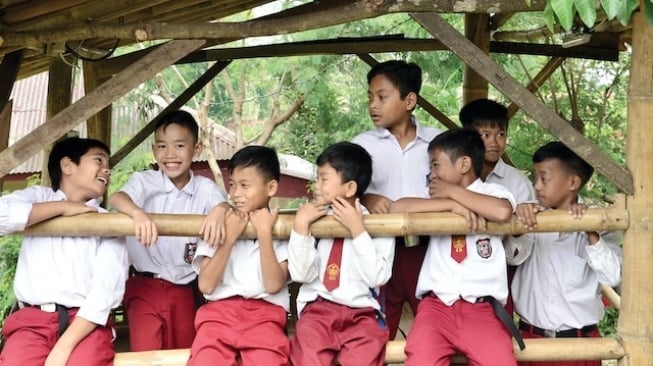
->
[[390, 129, 518, 366], [506, 142, 622, 366], [109, 110, 228, 351], [187, 145, 290, 366], [0, 137, 128, 366], [288, 142, 395, 366], [352, 60, 441, 339]]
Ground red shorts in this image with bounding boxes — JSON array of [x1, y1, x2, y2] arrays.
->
[[0, 307, 114, 366]]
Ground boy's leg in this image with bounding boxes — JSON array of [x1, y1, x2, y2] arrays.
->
[[336, 307, 388, 366], [187, 301, 239, 366], [385, 242, 428, 339], [66, 311, 115, 366], [164, 281, 196, 349], [405, 296, 456, 366], [289, 300, 340, 366], [518, 327, 600, 366], [455, 301, 516, 366], [0, 308, 57, 365], [238, 300, 289, 366], [123, 276, 164, 351]]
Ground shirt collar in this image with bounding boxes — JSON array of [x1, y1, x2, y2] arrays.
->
[[160, 169, 197, 195], [369, 116, 427, 142], [487, 158, 508, 180]]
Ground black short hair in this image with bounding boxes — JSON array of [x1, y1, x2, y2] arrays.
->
[[533, 141, 594, 187], [317, 142, 372, 198], [228, 145, 280, 182], [459, 98, 509, 130], [48, 137, 110, 191], [155, 110, 199, 142], [427, 129, 485, 178], [367, 60, 422, 99]]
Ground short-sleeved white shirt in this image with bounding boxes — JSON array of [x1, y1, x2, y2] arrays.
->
[[0, 186, 129, 326], [415, 179, 516, 305], [485, 158, 535, 204], [119, 169, 227, 284], [352, 118, 441, 200], [192, 237, 290, 311]]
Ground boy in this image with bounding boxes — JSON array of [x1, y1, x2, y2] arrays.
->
[[390, 129, 518, 366], [506, 142, 622, 366], [0, 137, 128, 366], [459, 98, 534, 204], [187, 145, 290, 366], [108, 110, 228, 351], [352, 60, 441, 340], [288, 142, 395, 366]]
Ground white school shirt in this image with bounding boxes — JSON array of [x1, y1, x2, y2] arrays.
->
[[119, 170, 226, 285], [505, 224, 622, 331], [485, 158, 535, 204], [0, 186, 129, 326], [352, 117, 441, 200], [415, 179, 516, 305], [288, 210, 395, 314], [192, 237, 290, 311]]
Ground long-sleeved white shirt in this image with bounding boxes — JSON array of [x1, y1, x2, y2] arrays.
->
[[0, 186, 129, 326], [505, 228, 622, 330], [288, 221, 395, 314]]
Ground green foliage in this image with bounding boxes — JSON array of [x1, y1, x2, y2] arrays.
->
[[599, 306, 619, 337], [540, 0, 645, 31], [0, 235, 21, 330]]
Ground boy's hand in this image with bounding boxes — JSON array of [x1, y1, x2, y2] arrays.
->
[[428, 178, 457, 199], [293, 202, 327, 235], [332, 197, 365, 238], [568, 202, 588, 219], [249, 207, 279, 236], [200, 203, 229, 248], [515, 203, 541, 230], [361, 194, 392, 214], [450, 201, 486, 232], [131, 208, 158, 247], [61, 202, 98, 216], [223, 208, 248, 246]]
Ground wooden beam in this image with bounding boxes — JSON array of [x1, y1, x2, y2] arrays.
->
[[0, 0, 548, 48], [411, 12, 634, 194], [0, 39, 206, 178], [113, 337, 623, 365], [463, 14, 490, 104], [110, 60, 231, 167], [489, 41, 619, 62], [0, 101, 12, 192], [82, 61, 111, 145], [356, 53, 458, 130], [619, 7, 653, 366], [21, 207, 629, 238], [0, 49, 23, 113], [507, 56, 565, 119]]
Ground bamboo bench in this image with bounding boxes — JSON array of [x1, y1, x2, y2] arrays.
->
[[114, 338, 624, 365]]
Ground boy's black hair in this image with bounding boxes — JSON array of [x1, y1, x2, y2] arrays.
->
[[228, 145, 280, 182], [533, 141, 594, 187], [48, 137, 110, 191], [316, 142, 372, 198], [155, 110, 199, 142], [428, 129, 485, 179], [459, 98, 509, 130], [367, 60, 422, 99]]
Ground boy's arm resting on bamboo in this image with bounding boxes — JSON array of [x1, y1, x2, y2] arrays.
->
[[108, 191, 158, 246], [250, 207, 288, 294], [288, 202, 326, 283], [430, 179, 514, 222]]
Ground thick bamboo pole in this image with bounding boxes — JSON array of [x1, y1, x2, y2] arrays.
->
[[618, 6, 653, 366], [113, 338, 624, 365], [19, 208, 628, 238]]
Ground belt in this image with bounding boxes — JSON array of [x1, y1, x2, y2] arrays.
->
[[20, 302, 73, 337], [395, 235, 430, 247], [129, 265, 162, 279], [519, 320, 597, 338]]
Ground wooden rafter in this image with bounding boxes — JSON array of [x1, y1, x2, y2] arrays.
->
[[507, 56, 565, 118], [0, 49, 23, 112], [410, 12, 634, 194], [0, 39, 206, 178], [110, 60, 231, 167]]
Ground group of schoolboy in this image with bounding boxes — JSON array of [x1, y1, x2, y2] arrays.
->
[[0, 60, 621, 366]]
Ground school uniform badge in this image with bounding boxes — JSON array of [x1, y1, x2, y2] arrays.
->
[[476, 238, 492, 258], [184, 242, 197, 264]]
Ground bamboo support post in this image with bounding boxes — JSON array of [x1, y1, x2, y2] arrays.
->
[[113, 338, 625, 365], [18, 207, 629, 238], [601, 285, 621, 310]]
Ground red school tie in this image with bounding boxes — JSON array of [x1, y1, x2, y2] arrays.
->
[[451, 235, 467, 263], [323, 237, 344, 291]]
